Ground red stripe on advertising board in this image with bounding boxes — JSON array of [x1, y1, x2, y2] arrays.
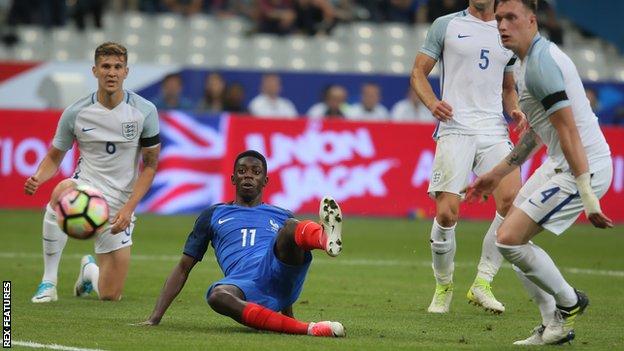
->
[[0, 61, 41, 83]]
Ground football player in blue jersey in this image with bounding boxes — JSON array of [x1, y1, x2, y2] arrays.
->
[[140, 150, 346, 337]]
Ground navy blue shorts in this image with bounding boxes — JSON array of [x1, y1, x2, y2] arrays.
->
[[207, 238, 313, 312]]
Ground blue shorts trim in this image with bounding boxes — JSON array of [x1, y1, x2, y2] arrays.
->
[[537, 192, 579, 226], [207, 238, 312, 311]]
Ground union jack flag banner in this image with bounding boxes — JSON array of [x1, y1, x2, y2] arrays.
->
[[137, 111, 227, 214], [2, 110, 623, 221]]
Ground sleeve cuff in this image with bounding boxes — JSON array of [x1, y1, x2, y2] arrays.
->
[[183, 251, 202, 262], [545, 100, 571, 117], [52, 141, 72, 151], [140, 133, 161, 147], [419, 48, 439, 61]]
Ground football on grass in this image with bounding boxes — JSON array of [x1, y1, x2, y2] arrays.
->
[[55, 184, 109, 239]]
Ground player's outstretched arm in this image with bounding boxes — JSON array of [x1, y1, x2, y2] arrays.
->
[[110, 144, 160, 234], [504, 128, 541, 170], [410, 53, 453, 122], [549, 107, 613, 228], [24, 147, 66, 195], [140, 254, 198, 325]]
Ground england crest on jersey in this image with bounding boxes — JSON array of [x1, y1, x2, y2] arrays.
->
[[122, 121, 138, 140]]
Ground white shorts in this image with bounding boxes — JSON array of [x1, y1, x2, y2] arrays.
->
[[428, 134, 513, 197], [514, 162, 613, 235], [94, 219, 134, 254], [68, 178, 135, 254]]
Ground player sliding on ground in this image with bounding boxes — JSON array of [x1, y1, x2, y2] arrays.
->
[[140, 150, 346, 337], [467, 0, 613, 345], [25, 42, 160, 302]]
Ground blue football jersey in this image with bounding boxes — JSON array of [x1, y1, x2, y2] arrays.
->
[[183, 203, 294, 277]]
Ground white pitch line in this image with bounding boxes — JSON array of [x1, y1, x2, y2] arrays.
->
[[563, 267, 624, 277], [1, 251, 623, 277], [12, 340, 107, 351]]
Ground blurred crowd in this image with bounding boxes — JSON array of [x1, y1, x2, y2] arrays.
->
[[152, 72, 624, 125], [1, 0, 564, 44], [2, 0, 620, 124], [151, 72, 436, 122]]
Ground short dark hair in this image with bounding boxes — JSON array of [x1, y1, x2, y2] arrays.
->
[[234, 150, 268, 174], [94, 42, 127, 64], [496, 0, 538, 13]]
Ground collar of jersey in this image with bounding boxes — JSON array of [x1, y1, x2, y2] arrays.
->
[[91, 90, 129, 109], [463, 7, 496, 24], [226, 201, 266, 208], [527, 33, 543, 57]]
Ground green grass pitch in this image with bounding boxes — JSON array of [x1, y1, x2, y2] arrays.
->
[[1, 210, 623, 350]]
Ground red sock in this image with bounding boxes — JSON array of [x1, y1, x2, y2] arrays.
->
[[294, 220, 327, 251], [241, 303, 309, 335]]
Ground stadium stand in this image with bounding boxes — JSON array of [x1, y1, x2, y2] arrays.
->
[[2, 2, 622, 79], [1, 1, 623, 123]]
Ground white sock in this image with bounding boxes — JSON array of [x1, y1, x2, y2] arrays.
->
[[513, 264, 556, 326], [497, 241, 578, 307], [41, 204, 68, 285], [476, 212, 504, 282], [430, 218, 456, 285], [83, 262, 100, 297]]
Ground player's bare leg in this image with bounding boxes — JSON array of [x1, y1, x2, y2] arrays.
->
[[496, 208, 586, 344], [97, 247, 131, 300], [207, 284, 246, 319], [275, 219, 306, 266], [50, 179, 78, 205], [32, 179, 77, 303], [427, 192, 459, 313], [467, 168, 521, 314], [75, 247, 131, 300]]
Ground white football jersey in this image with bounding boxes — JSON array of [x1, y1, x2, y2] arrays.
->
[[52, 90, 160, 206], [515, 35, 611, 173], [420, 9, 516, 138]]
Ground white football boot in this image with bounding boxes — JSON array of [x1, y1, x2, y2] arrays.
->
[[31, 281, 58, 303], [467, 277, 505, 314], [542, 289, 588, 345], [513, 325, 546, 345], [427, 283, 453, 313], [308, 321, 346, 337], [319, 196, 343, 257]]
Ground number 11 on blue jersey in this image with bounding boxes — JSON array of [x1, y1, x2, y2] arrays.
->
[[241, 228, 256, 247]]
